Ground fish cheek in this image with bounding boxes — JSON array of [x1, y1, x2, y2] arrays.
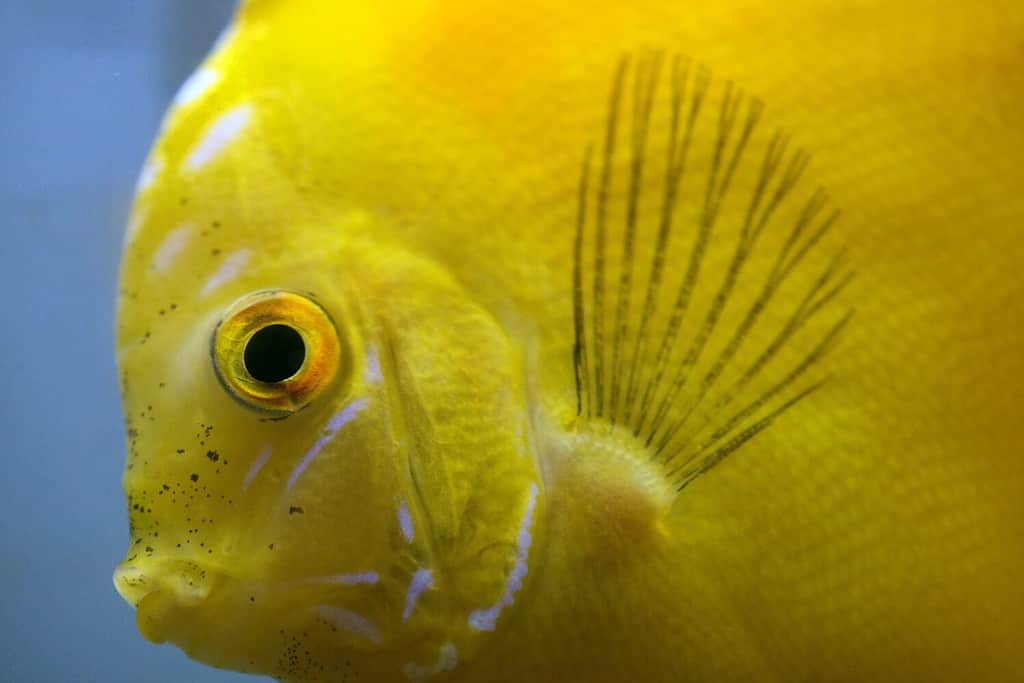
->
[[250, 398, 400, 587], [272, 449, 396, 573]]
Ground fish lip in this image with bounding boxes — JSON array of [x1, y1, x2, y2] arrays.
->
[[115, 556, 215, 597], [113, 562, 151, 607], [115, 557, 228, 650], [133, 589, 175, 644]]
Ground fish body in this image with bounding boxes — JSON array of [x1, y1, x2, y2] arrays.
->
[[115, 1, 1024, 681]]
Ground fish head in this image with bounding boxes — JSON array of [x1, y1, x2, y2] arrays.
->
[[114, 40, 543, 680], [114, 254, 398, 657], [115, 232, 542, 679], [115, 230, 545, 674], [112, 4, 548, 677]]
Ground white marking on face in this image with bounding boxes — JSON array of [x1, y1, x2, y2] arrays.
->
[[199, 248, 250, 297], [468, 482, 539, 632], [287, 398, 368, 491], [124, 206, 148, 246], [365, 345, 382, 385], [398, 501, 414, 543], [403, 642, 458, 681], [315, 606, 380, 644], [136, 156, 162, 193], [173, 68, 219, 109], [242, 444, 272, 492], [150, 224, 193, 274], [402, 568, 433, 621], [212, 24, 238, 55], [184, 103, 252, 172], [304, 571, 379, 586]]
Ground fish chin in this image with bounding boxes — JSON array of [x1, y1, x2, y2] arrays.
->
[[141, 598, 284, 675]]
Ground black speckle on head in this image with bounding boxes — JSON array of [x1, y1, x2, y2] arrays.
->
[[190, 473, 199, 482], [289, 506, 304, 515], [206, 450, 219, 462]]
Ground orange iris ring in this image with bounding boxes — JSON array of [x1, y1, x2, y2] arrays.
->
[[212, 290, 343, 416]]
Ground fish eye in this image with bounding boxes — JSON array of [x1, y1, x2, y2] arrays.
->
[[244, 324, 306, 383], [212, 290, 343, 415]]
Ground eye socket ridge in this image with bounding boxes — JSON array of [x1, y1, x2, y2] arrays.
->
[[212, 289, 343, 415]]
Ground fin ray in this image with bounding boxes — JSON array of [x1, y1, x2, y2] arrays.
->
[[571, 53, 851, 493]]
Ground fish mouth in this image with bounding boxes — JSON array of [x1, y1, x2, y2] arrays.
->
[[114, 557, 221, 644], [114, 557, 389, 650], [114, 557, 261, 669], [115, 557, 411, 677]]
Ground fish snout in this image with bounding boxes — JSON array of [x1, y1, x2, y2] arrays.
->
[[114, 558, 218, 643]]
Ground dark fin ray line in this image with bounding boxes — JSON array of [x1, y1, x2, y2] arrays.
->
[[632, 79, 750, 438], [591, 57, 631, 418], [622, 59, 706, 426], [652, 195, 839, 454], [661, 309, 852, 467], [609, 52, 663, 425], [573, 144, 595, 417], [645, 106, 790, 447], [722, 249, 853, 409], [642, 117, 775, 448], [673, 377, 829, 492], [693, 307, 850, 466], [664, 250, 854, 460], [695, 190, 833, 402]]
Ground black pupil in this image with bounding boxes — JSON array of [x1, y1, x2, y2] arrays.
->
[[244, 324, 306, 383]]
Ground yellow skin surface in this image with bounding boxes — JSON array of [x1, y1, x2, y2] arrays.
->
[[115, 1, 1024, 681]]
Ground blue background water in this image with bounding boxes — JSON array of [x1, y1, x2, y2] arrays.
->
[[0, 3, 270, 681]]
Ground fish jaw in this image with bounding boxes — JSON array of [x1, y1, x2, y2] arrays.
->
[[112, 556, 264, 670]]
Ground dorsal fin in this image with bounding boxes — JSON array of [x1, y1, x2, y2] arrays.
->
[[572, 53, 853, 492]]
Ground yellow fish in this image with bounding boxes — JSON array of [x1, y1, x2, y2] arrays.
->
[[114, 1, 1024, 681]]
